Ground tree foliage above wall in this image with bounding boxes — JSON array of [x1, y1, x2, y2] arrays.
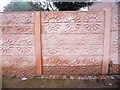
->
[[4, 2, 32, 12], [3, 0, 94, 12], [53, 2, 93, 11]]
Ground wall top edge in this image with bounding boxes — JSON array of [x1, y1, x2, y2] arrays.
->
[[0, 9, 110, 14]]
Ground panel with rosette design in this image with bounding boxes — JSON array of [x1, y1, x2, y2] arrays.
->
[[109, 5, 120, 74], [41, 11, 105, 75], [1, 12, 36, 75]]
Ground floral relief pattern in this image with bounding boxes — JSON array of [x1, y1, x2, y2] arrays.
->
[[84, 13, 101, 31], [14, 57, 31, 69], [44, 13, 61, 33], [44, 13, 61, 23], [1, 12, 35, 75], [110, 64, 120, 74], [2, 25, 13, 34], [45, 22, 61, 33], [2, 56, 36, 74], [111, 6, 119, 31], [42, 11, 104, 74], [64, 66, 80, 74], [84, 45, 101, 55], [16, 38, 32, 54], [0, 38, 14, 54], [45, 57, 62, 66], [43, 57, 102, 74], [113, 35, 118, 50], [110, 6, 120, 74], [43, 66, 62, 75], [43, 35, 63, 55], [46, 46, 63, 55], [110, 31, 120, 54], [112, 14, 118, 31], [2, 13, 33, 24], [13, 24, 33, 34], [64, 14, 81, 31], [12, 13, 33, 23], [2, 24, 34, 34], [82, 58, 101, 74], [2, 12, 34, 35], [110, 54, 119, 64], [2, 14, 14, 24], [1, 11, 106, 75]]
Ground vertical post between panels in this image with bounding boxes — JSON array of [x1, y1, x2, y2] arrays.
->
[[102, 8, 111, 74], [34, 12, 42, 75]]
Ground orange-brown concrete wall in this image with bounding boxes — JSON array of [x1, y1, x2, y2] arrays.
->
[[0, 2, 119, 75], [89, 2, 120, 74], [41, 11, 105, 75], [0, 12, 36, 75], [109, 3, 120, 74]]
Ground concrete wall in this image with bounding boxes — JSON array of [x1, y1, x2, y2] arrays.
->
[[0, 12, 36, 75], [89, 2, 120, 74], [0, 3, 119, 75], [41, 11, 105, 75]]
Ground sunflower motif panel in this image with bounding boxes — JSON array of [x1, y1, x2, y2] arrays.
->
[[1, 12, 36, 75], [42, 11, 105, 75], [109, 5, 120, 74]]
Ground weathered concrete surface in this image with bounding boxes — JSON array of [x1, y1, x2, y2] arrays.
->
[[1, 12, 36, 75], [1, 2, 119, 75]]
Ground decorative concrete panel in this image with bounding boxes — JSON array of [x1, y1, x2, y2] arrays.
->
[[1, 12, 36, 75], [1, 8, 118, 75], [2, 12, 34, 24], [1, 24, 34, 35], [109, 4, 120, 74], [41, 11, 105, 75], [42, 34, 104, 45], [41, 11, 104, 34], [43, 56, 103, 66], [43, 56, 102, 75], [42, 45, 103, 56], [110, 31, 119, 54], [111, 4, 119, 31]]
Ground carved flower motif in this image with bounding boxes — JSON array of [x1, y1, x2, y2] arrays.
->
[[44, 36, 63, 55], [13, 14, 33, 23], [64, 66, 80, 74], [44, 14, 61, 33], [1, 38, 13, 54], [64, 14, 81, 31], [13, 24, 32, 34], [16, 38, 32, 54], [113, 35, 118, 49], [45, 57, 62, 66], [84, 13, 101, 31], [15, 57, 30, 69], [44, 66, 61, 74], [84, 45, 99, 55], [2, 25, 13, 34], [82, 58, 100, 74]]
